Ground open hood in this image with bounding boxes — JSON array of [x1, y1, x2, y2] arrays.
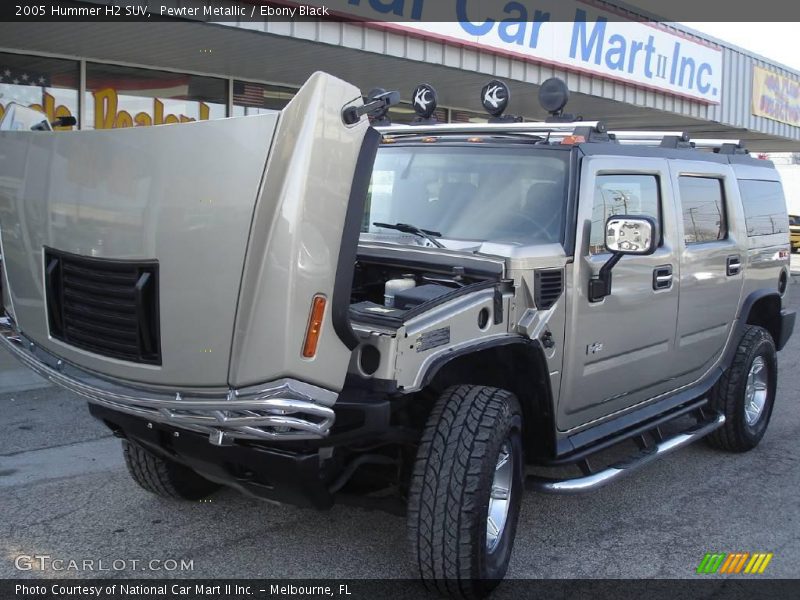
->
[[0, 72, 378, 393]]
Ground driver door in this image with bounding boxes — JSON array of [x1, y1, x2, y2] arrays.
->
[[559, 157, 681, 432]]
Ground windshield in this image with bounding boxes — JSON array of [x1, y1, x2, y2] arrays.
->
[[362, 144, 569, 246]]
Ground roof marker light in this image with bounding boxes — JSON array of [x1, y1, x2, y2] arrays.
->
[[561, 135, 586, 145]]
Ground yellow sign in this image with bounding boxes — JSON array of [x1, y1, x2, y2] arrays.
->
[[752, 65, 800, 127], [0, 88, 211, 130], [92, 88, 210, 129]]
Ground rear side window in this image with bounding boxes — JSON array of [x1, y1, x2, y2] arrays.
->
[[679, 177, 727, 244], [738, 179, 789, 236], [791, 215, 800, 226], [590, 174, 660, 254]]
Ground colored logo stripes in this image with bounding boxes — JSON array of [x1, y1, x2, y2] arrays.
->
[[696, 552, 773, 574]]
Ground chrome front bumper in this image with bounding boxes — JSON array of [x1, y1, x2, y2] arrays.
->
[[0, 318, 337, 445]]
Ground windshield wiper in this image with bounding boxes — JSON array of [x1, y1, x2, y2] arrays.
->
[[373, 222, 444, 248]]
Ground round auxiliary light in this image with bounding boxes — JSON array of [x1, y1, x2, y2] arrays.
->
[[538, 77, 570, 116], [412, 83, 438, 119], [481, 79, 510, 117]]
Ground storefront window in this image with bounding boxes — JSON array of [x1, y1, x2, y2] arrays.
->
[[0, 52, 79, 130], [231, 80, 296, 116], [388, 102, 448, 125], [450, 109, 488, 124], [84, 63, 226, 129]]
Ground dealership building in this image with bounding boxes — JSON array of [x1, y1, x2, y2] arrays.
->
[[1, 0, 799, 151]]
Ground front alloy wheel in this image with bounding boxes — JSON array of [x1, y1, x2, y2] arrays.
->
[[486, 440, 514, 554]]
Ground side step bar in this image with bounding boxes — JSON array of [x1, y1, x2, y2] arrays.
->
[[0, 316, 19, 342], [527, 413, 725, 494]]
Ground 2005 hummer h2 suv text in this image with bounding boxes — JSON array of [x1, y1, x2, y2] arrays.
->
[[0, 72, 795, 597]]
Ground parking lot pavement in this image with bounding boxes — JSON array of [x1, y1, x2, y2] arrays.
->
[[1, 284, 799, 585]]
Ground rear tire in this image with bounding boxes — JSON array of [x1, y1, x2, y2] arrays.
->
[[706, 325, 777, 452], [408, 385, 524, 599], [123, 441, 220, 500]]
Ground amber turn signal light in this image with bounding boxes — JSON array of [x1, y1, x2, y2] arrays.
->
[[560, 135, 586, 145], [302, 295, 327, 358]]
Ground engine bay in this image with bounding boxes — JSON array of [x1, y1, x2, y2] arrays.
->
[[349, 259, 489, 323]]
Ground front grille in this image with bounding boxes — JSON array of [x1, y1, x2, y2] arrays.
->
[[534, 269, 564, 310], [44, 248, 161, 364]]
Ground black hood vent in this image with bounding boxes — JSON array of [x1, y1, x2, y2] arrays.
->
[[44, 248, 161, 365], [534, 269, 563, 310]]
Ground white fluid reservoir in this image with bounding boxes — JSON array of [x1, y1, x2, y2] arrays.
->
[[384, 275, 416, 307]]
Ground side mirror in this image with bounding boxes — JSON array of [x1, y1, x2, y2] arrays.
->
[[589, 216, 657, 302], [52, 115, 77, 128], [605, 216, 657, 255]]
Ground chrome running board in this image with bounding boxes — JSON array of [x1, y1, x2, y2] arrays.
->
[[527, 413, 725, 494]]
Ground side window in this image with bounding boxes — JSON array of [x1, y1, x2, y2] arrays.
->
[[590, 174, 660, 254], [679, 177, 727, 244], [738, 179, 789, 236]]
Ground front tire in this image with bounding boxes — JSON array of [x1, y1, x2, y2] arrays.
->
[[123, 441, 220, 500], [408, 385, 524, 599], [707, 325, 777, 452]]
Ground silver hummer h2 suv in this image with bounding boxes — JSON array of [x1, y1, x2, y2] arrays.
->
[[0, 72, 795, 596]]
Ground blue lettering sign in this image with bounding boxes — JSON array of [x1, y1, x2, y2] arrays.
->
[[348, 0, 424, 20], [498, 2, 527, 45], [669, 41, 680, 84], [457, 1, 548, 48], [643, 37, 656, 78], [456, 0, 494, 35], [605, 34, 626, 71], [696, 63, 713, 94], [529, 11, 549, 48], [679, 55, 696, 88], [570, 9, 606, 65]]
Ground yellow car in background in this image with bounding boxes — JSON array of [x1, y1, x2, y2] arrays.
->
[[791, 214, 800, 252]]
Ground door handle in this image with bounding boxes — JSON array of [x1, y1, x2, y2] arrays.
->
[[653, 265, 673, 290], [726, 255, 742, 276]]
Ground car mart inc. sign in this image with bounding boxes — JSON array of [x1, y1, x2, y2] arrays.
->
[[289, 0, 722, 103]]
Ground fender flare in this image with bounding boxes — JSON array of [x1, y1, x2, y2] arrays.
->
[[416, 335, 557, 458], [730, 289, 787, 355]]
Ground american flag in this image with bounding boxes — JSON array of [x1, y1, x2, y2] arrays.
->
[[0, 67, 50, 87], [233, 81, 267, 108]]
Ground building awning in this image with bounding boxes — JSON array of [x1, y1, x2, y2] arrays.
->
[[2, 18, 798, 151]]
